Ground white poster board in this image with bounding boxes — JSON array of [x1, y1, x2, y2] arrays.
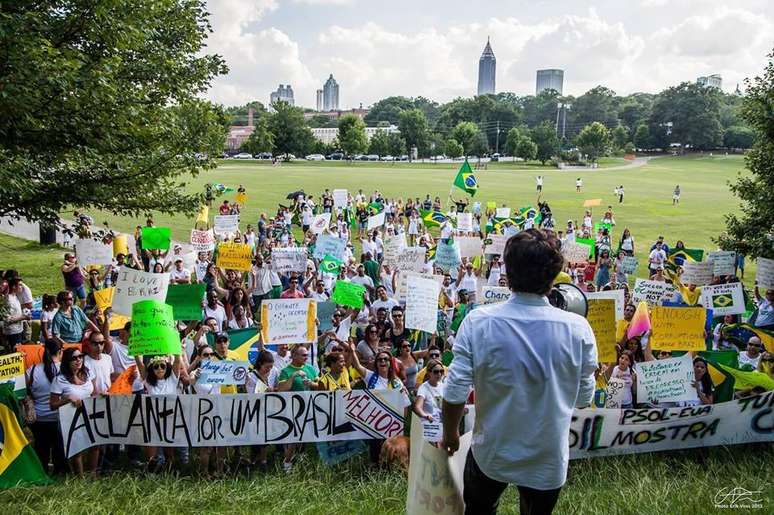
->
[[405, 275, 441, 333], [260, 299, 316, 345], [456, 213, 473, 233], [367, 212, 385, 231], [332, 189, 348, 209], [681, 261, 713, 286], [631, 279, 676, 306], [484, 234, 508, 256], [456, 237, 482, 259], [479, 286, 511, 304], [700, 282, 746, 316], [495, 207, 510, 219], [309, 213, 331, 234], [112, 269, 170, 316], [313, 235, 346, 260], [707, 251, 736, 277], [213, 215, 239, 236], [382, 233, 407, 268], [75, 239, 114, 266], [756, 257, 774, 290], [562, 242, 591, 263], [395, 247, 427, 273], [636, 354, 699, 404], [190, 229, 215, 252], [271, 247, 308, 274]]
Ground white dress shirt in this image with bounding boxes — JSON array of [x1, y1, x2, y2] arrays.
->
[[444, 292, 597, 490]]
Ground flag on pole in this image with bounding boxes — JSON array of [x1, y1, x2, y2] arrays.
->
[[452, 159, 479, 196]]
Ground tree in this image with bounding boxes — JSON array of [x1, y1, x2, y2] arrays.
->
[[364, 96, 415, 125], [451, 122, 486, 156], [568, 86, 619, 132], [225, 101, 267, 126], [530, 122, 559, 164], [623, 142, 636, 155], [520, 89, 562, 128], [444, 139, 463, 159], [268, 102, 315, 156], [504, 126, 529, 156], [515, 137, 538, 162], [576, 122, 611, 162], [723, 125, 755, 149], [0, 0, 228, 225], [648, 82, 723, 149], [368, 130, 390, 157], [398, 109, 430, 158], [387, 132, 406, 156], [612, 125, 629, 150], [241, 117, 274, 155], [337, 114, 368, 156], [633, 124, 652, 150], [306, 114, 338, 128], [718, 49, 774, 259]]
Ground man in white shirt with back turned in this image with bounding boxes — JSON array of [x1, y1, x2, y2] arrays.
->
[[443, 229, 597, 515]]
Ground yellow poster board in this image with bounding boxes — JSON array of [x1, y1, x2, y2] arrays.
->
[[93, 287, 131, 331], [216, 243, 253, 271], [650, 306, 706, 351], [587, 299, 617, 363]]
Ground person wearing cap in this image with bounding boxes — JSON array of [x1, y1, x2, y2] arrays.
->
[[170, 258, 191, 284]]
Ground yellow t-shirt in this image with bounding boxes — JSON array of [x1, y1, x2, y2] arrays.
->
[[318, 369, 351, 391]]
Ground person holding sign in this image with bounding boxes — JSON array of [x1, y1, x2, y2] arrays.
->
[[413, 358, 445, 426], [276, 345, 319, 473], [442, 229, 597, 515], [753, 286, 774, 330], [604, 351, 637, 408]]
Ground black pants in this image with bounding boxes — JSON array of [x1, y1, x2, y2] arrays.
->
[[463, 449, 561, 515], [30, 420, 67, 474]]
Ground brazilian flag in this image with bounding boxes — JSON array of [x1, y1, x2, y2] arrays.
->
[[723, 323, 774, 352], [0, 384, 52, 488], [320, 254, 343, 275], [420, 209, 447, 229], [698, 350, 739, 403], [452, 159, 479, 196], [425, 244, 437, 261]]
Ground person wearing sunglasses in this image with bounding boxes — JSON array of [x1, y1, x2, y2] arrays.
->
[[50, 347, 98, 475], [280, 275, 306, 299], [356, 323, 381, 370], [276, 345, 319, 472], [414, 345, 446, 385], [51, 290, 100, 346], [414, 358, 446, 428], [739, 336, 764, 370]]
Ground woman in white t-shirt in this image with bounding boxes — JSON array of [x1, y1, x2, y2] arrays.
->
[[49, 347, 97, 475], [413, 358, 445, 423], [605, 351, 637, 408]]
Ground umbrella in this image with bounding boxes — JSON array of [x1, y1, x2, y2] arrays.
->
[[286, 190, 305, 200]]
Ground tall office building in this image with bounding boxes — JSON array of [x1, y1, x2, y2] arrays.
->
[[316, 89, 323, 111], [697, 74, 722, 90], [269, 84, 295, 106], [477, 38, 496, 96], [536, 69, 564, 95], [321, 74, 339, 111]]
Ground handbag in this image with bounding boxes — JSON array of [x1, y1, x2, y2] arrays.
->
[[22, 365, 37, 425]]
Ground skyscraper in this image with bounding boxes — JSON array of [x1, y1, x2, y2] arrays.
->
[[322, 74, 339, 111], [316, 89, 323, 111], [697, 74, 722, 90], [269, 84, 295, 106], [536, 69, 564, 95], [477, 38, 496, 96]]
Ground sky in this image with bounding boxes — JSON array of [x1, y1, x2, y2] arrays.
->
[[204, 0, 774, 109]]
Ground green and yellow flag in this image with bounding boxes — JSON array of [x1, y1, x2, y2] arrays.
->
[[419, 209, 447, 229], [320, 255, 343, 275], [0, 384, 51, 488], [452, 159, 479, 196]]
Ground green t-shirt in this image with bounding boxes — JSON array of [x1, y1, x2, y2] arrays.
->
[[363, 260, 381, 288], [278, 363, 319, 391]]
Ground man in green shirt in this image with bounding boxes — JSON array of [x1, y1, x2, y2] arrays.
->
[[363, 252, 381, 289]]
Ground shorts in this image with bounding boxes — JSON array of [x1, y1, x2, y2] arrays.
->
[[67, 284, 87, 300]]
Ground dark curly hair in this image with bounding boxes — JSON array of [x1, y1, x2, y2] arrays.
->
[[504, 229, 564, 295]]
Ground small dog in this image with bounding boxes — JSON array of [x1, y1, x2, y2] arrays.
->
[[380, 435, 410, 472]]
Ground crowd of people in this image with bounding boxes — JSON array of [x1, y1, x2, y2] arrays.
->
[[1, 185, 772, 479]]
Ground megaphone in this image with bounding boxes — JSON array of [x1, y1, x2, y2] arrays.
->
[[547, 283, 588, 317]]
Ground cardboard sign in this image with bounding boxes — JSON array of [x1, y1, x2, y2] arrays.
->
[[112, 269, 170, 316], [631, 279, 676, 307], [586, 298, 617, 363], [708, 251, 736, 277], [190, 229, 215, 252], [217, 242, 253, 271], [331, 280, 366, 309], [395, 247, 427, 273], [434, 240, 461, 272], [128, 300, 180, 356], [479, 286, 510, 304], [213, 214, 239, 235], [604, 378, 628, 409], [316, 440, 367, 467], [0, 352, 26, 398], [484, 234, 508, 256], [562, 242, 591, 263], [367, 212, 385, 230], [332, 189, 348, 209], [405, 275, 440, 333], [650, 306, 706, 351], [271, 247, 308, 274], [583, 198, 602, 208], [197, 360, 250, 385], [93, 287, 131, 331], [382, 233, 407, 268], [636, 354, 699, 404], [586, 290, 626, 320], [756, 257, 774, 290], [310, 213, 331, 234], [681, 261, 713, 286], [621, 256, 638, 275], [456, 237, 482, 259], [316, 301, 338, 332], [396, 272, 445, 303], [313, 235, 346, 261], [260, 299, 317, 345], [700, 282, 746, 316], [140, 227, 171, 250], [456, 213, 473, 232], [112, 234, 130, 257], [75, 239, 113, 266], [495, 207, 510, 219], [165, 283, 205, 320]]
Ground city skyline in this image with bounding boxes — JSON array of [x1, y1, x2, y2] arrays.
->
[[205, 1, 773, 108], [477, 38, 496, 96]]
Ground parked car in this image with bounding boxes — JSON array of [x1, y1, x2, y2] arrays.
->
[[233, 152, 253, 159], [490, 153, 501, 162], [327, 152, 345, 160], [305, 154, 325, 161], [282, 153, 296, 161], [397, 155, 409, 161], [381, 155, 394, 161], [358, 155, 370, 161], [256, 152, 273, 159]]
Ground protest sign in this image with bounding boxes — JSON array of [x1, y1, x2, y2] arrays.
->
[[479, 286, 510, 304], [586, 290, 625, 320], [586, 298, 617, 363], [396, 272, 444, 303], [604, 378, 628, 409], [395, 247, 427, 273], [271, 247, 308, 274], [128, 300, 180, 356], [621, 256, 638, 275], [434, 240, 461, 272], [112, 269, 170, 316], [681, 261, 713, 286], [406, 275, 441, 333], [756, 257, 774, 290], [190, 229, 215, 252], [316, 301, 338, 332], [216, 242, 253, 271], [260, 299, 317, 345], [332, 189, 348, 209], [310, 213, 331, 234], [108, 366, 136, 395], [313, 234, 346, 261], [707, 251, 736, 276], [331, 280, 366, 309], [456, 236, 482, 259], [316, 440, 367, 467], [562, 242, 591, 263], [140, 227, 171, 251], [367, 212, 385, 230], [631, 279, 676, 307], [195, 204, 209, 227], [421, 420, 443, 443], [112, 234, 130, 257], [495, 207, 510, 218], [484, 234, 508, 256], [635, 354, 698, 404], [583, 198, 602, 208], [75, 239, 113, 266], [0, 352, 26, 398], [456, 213, 473, 232], [197, 360, 250, 385], [92, 287, 130, 331], [213, 214, 239, 235], [650, 306, 706, 351], [59, 389, 405, 458], [382, 233, 407, 267], [164, 283, 205, 320], [575, 238, 596, 259], [700, 282, 745, 316]]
